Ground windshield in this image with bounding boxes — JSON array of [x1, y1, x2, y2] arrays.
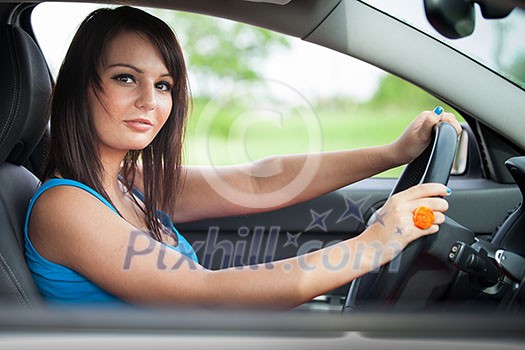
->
[[363, 0, 525, 90]]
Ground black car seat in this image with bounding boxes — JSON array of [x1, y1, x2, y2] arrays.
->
[[0, 24, 52, 308]]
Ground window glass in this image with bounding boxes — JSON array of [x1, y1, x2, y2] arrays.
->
[[32, 2, 455, 178], [364, 0, 525, 90]]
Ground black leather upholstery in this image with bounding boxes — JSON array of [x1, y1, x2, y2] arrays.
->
[[0, 25, 50, 165], [0, 163, 41, 307], [0, 24, 52, 307]]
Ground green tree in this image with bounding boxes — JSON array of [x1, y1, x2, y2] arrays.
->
[[159, 10, 290, 91], [369, 74, 442, 110], [494, 14, 525, 90]]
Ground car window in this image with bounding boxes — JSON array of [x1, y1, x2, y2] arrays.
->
[[31, 2, 457, 178], [364, 0, 525, 91]]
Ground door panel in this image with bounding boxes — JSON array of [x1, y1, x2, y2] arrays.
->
[[178, 176, 519, 310], [179, 177, 520, 268]]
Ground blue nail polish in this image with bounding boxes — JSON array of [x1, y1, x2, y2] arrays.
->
[[446, 187, 452, 195], [433, 106, 444, 116]]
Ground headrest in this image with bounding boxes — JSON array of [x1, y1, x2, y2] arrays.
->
[[0, 25, 51, 165]]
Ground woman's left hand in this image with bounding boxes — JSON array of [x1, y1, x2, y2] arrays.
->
[[392, 107, 462, 165]]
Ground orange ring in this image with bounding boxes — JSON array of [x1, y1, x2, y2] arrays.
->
[[413, 206, 435, 229]]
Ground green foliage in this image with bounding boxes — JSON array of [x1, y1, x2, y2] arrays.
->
[[163, 10, 462, 178], [506, 55, 525, 89], [161, 11, 290, 81], [369, 74, 443, 110], [186, 97, 424, 178], [185, 75, 463, 178]]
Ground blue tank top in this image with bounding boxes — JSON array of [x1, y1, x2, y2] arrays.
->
[[24, 178, 198, 304]]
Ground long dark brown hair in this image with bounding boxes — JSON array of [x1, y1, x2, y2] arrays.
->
[[42, 6, 189, 241]]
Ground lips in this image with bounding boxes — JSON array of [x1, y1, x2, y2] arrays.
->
[[124, 118, 153, 132], [127, 118, 152, 126]]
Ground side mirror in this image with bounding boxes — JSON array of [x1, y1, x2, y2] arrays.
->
[[451, 128, 468, 175]]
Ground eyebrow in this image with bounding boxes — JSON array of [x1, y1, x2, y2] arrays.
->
[[107, 63, 172, 78]]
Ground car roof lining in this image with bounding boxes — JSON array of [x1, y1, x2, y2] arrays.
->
[[11, 0, 340, 39]]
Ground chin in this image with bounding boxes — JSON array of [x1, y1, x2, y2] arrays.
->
[[128, 144, 151, 151], [125, 138, 156, 151]]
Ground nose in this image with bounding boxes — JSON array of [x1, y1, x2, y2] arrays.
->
[[135, 85, 156, 111]]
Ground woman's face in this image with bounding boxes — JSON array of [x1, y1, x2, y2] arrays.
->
[[87, 30, 174, 158]]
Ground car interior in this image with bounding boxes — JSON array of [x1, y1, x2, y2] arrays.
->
[[0, 19, 50, 308], [1, 0, 525, 329]]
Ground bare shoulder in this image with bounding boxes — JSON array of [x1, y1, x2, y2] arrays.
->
[[27, 183, 208, 304], [27, 185, 132, 268], [29, 184, 120, 233]]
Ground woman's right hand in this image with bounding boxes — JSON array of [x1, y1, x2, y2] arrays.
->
[[366, 183, 451, 260]]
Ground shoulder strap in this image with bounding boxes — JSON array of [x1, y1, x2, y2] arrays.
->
[[24, 179, 119, 234], [121, 178, 181, 236], [118, 174, 146, 203], [130, 185, 146, 203]]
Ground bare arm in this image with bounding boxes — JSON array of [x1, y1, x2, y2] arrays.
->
[[174, 144, 400, 223], [28, 183, 450, 308], [174, 110, 460, 223]]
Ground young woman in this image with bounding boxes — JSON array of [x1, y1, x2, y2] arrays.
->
[[24, 6, 461, 307]]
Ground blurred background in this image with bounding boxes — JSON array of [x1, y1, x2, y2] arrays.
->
[[32, 2, 459, 178]]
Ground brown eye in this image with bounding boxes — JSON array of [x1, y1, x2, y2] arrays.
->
[[112, 74, 135, 84], [156, 81, 172, 92]]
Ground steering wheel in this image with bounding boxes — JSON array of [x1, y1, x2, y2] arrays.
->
[[343, 122, 459, 313]]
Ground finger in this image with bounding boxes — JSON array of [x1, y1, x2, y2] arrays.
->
[[422, 224, 440, 235], [423, 110, 441, 129], [432, 211, 446, 225], [432, 106, 462, 136], [412, 198, 449, 213], [414, 212, 445, 236], [439, 112, 462, 136], [395, 183, 451, 201], [421, 213, 446, 233]]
